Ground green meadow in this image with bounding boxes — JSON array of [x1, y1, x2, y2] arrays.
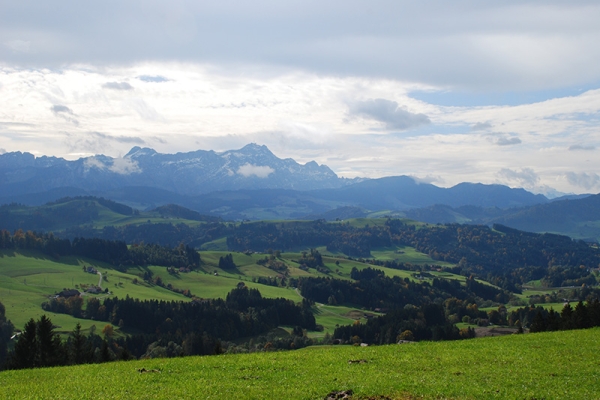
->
[[0, 245, 467, 335], [1, 328, 598, 399]]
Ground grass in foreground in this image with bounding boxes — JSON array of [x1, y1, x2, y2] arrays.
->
[[2, 328, 599, 399]]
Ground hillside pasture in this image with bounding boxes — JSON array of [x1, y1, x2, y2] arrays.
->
[[1, 328, 598, 399]]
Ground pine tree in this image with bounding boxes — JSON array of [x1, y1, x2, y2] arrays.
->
[[36, 315, 59, 367], [68, 323, 88, 365], [9, 319, 37, 369]]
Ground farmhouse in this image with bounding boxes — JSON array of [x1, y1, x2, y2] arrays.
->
[[56, 289, 81, 298]]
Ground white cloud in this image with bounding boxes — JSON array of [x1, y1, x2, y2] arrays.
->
[[83, 156, 141, 175], [237, 163, 274, 178], [0, 63, 599, 194], [83, 157, 106, 171], [411, 175, 445, 185], [109, 157, 141, 175]]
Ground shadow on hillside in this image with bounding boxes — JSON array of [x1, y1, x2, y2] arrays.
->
[[0, 249, 80, 266]]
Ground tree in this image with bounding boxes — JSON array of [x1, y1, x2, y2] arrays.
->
[[0, 301, 14, 369], [218, 253, 236, 270], [9, 318, 37, 369], [102, 324, 114, 338], [561, 303, 574, 330], [36, 315, 63, 367], [68, 323, 91, 365]]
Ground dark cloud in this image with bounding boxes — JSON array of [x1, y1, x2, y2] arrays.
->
[[471, 122, 492, 131], [51, 104, 74, 114], [2, 3, 600, 91], [90, 131, 145, 144], [102, 82, 134, 91], [138, 75, 169, 83], [569, 144, 595, 151], [565, 172, 600, 190], [51, 104, 78, 125], [349, 99, 430, 130], [496, 137, 522, 146]]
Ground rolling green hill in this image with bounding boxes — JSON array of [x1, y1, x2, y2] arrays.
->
[[0, 246, 460, 336], [1, 328, 598, 399]]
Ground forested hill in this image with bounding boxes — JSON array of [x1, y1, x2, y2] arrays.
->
[[4, 214, 598, 289], [403, 193, 600, 242]]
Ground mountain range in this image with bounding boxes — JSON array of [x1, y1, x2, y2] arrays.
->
[[1, 143, 599, 241], [0, 143, 548, 209]]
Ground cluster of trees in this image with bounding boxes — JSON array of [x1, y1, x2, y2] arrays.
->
[[222, 327, 314, 353], [6, 317, 136, 370], [40, 287, 315, 358], [256, 254, 289, 275], [333, 303, 475, 345], [299, 267, 511, 310], [218, 253, 236, 270], [0, 230, 200, 270], [508, 300, 600, 333], [389, 221, 599, 288]]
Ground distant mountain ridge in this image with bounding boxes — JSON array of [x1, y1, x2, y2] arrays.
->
[[0, 144, 354, 197], [0, 143, 559, 222]]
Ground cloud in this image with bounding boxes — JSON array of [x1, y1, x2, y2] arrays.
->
[[237, 163, 274, 178], [496, 137, 522, 146], [65, 131, 145, 153], [138, 75, 169, 83], [564, 172, 600, 190], [83, 156, 141, 175], [109, 157, 141, 174], [51, 104, 78, 126], [102, 82, 134, 91], [484, 132, 522, 146], [471, 122, 492, 131], [0, 148, 6, 154], [411, 175, 446, 185], [349, 99, 430, 130], [51, 105, 74, 115], [569, 144, 595, 151], [497, 167, 539, 188], [83, 157, 106, 171]]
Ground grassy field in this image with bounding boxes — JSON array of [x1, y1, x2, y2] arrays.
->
[[0, 246, 465, 335], [1, 328, 599, 399]]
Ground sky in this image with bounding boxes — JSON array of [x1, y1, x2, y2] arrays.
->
[[1, 1, 600, 196]]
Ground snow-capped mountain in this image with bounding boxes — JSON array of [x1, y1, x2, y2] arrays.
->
[[0, 144, 353, 196]]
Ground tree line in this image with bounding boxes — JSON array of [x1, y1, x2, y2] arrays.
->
[[298, 267, 512, 311], [2, 286, 316, 370], [333, 303, 475, 345], [0, 230, 200, 270]]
